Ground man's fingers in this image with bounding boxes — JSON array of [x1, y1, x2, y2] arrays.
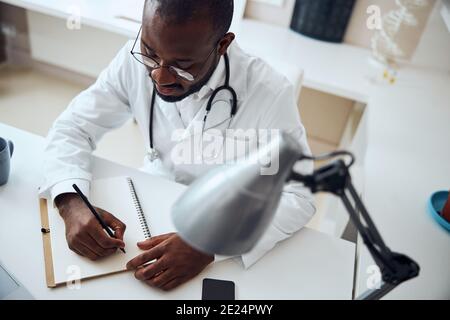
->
[[147, 270, 176, 289], [87, 234, 118, 257], [137, 233, 174, 250], [161, 277, 184, 291], [80, 234, 108, 257], [76, 242, 100, 261], [134, 258, 167, 281], [90, 223, 125, 250], [99, 210, 127, 241], [68, 233, 117, 259], [114, 225, 126, 241], [70, 246, 84, 257], [126, 246, 164, 270]]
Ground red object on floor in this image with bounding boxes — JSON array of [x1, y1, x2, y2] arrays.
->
[[442, 191, 450, 222]]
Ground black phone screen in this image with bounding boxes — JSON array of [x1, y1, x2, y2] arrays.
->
[[202, 278, 235, 300]]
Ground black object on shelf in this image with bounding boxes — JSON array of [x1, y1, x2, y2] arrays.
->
[[290, 0, 356, 43], [0, 32, 6, 63]]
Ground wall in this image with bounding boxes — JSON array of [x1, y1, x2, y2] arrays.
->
[[412, 1, 450, 71], [27, 11, 128, 78], [345, 0, 435, 60], [245, 0, 296, 27], [245, 0, 436, 60]]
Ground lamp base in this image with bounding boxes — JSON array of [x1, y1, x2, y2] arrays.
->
[[357, 282, 396, 300]]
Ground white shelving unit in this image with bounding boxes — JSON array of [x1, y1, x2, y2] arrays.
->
[[442, 0, 450, 33]]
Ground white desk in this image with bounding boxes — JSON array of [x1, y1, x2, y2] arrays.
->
[[1, 0, 371, 103], [355, 69, 450, 299], [0, 123, 356, 300]]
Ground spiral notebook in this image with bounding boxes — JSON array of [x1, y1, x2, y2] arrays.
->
[[39, 176, 176, 287]]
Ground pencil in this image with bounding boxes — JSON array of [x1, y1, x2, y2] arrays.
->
[[72, 184, 126, 254]]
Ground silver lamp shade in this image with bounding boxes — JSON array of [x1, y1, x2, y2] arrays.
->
[[171, 132, 302, 256]]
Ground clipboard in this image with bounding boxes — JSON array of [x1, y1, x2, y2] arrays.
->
[[39, 198, 56, 288], [38, 177, 152, 288]]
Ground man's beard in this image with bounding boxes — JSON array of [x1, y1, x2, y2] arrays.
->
[[152, 60, 219, 103]]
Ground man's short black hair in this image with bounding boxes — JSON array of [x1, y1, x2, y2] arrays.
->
[[146, 0, 234, 41]]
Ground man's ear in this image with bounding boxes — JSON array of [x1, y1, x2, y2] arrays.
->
[[218, 33, 235, 56]]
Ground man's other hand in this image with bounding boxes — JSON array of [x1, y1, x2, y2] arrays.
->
[[126, 233, 214, 291]]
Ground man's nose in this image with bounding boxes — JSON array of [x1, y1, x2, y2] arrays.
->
[[151, 66, 177, 86]]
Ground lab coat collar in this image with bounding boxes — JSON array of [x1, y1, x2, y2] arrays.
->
[[155, 95, 185, 130], [195, 41, 247, 103]]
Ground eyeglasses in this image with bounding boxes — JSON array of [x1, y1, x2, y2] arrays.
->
[[130, 26, 217, 82]]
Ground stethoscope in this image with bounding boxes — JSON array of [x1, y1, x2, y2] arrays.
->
[[147, 53, 237, 162]]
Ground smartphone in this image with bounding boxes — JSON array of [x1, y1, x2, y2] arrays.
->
[[202, 278, 235, 300]]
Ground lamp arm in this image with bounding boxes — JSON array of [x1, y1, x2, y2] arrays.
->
[[289, 156, 420, 300]]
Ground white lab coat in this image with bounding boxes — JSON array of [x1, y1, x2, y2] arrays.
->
[[39, 40, 316, 268]]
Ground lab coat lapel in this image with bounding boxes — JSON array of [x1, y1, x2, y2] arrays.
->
[[184, 102, 207, 134], [156, 97, 185, 130]]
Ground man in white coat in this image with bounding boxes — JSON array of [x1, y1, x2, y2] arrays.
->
[[40, 0, 315, 291]]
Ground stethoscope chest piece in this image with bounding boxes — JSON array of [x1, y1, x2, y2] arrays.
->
[[147, 148, 160, 162]]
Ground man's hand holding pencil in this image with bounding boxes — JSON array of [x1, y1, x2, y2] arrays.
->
[[55, 190, 127, 261]]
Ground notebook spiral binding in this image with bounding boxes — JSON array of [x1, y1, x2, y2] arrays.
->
[[127, 178, 152, 239]]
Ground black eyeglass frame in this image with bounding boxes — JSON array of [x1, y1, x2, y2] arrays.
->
[[130, 26, 221, 82]]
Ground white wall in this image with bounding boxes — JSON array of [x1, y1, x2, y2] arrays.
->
[[245, 0, 295, 27], [231, 0, 248, 32], [27, 11, 128, 78], [412, 1, 450, 72], [443, 0, 450, 32], [114, 0, 247, 32]]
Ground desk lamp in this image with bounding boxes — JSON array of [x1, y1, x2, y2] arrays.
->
[[172, 132, 419, 300]]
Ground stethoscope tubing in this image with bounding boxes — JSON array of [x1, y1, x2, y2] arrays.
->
[[148, 53, 237, 152]]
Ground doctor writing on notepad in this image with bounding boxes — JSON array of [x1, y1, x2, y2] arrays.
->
[[40, 0, 315, 291]]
